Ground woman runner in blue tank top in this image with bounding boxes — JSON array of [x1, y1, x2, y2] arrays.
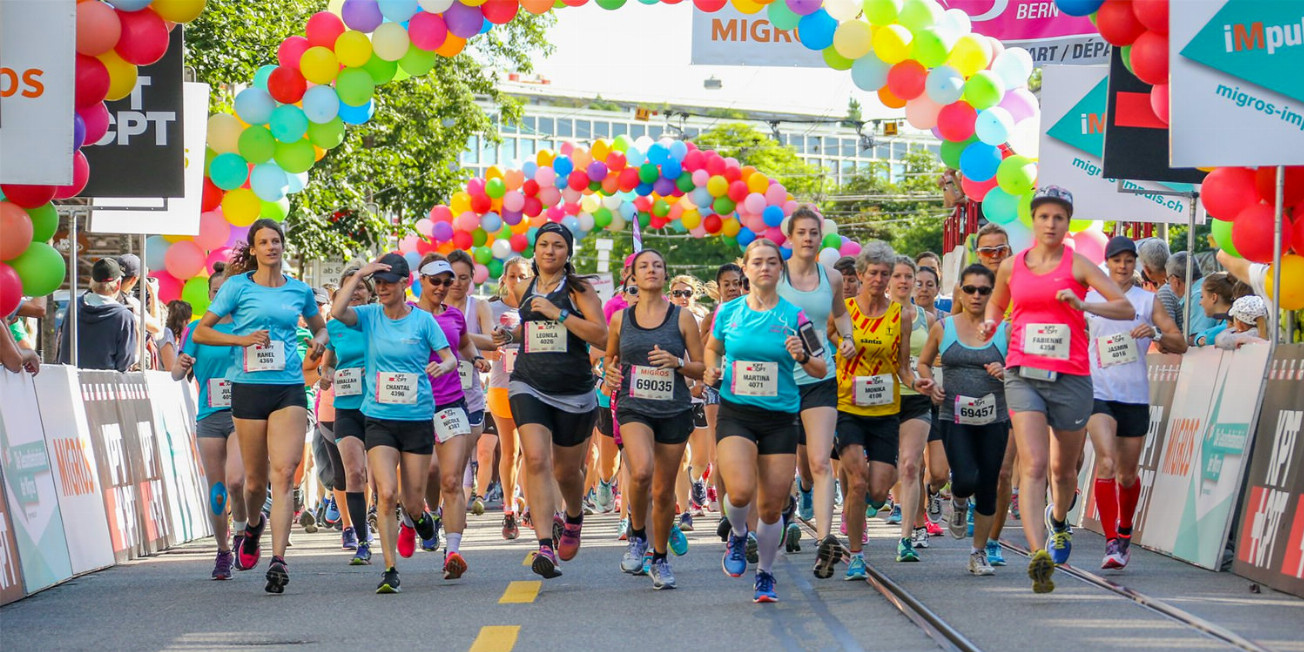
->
[[777, 206, 856, 573], [492, 222, 608, 580]]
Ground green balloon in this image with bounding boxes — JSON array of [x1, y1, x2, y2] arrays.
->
[[612, 135, 633, 153], [594, 207, 612, 227], [362, 55, 398, 85], [596, 0, 626, 8], [899, 0, 943, 31], [181, 276, 211, 315], [912, 28, 952, 68], [238, 126, 277, 164], [588, 180, 602, 192], [486, 178, 506, 199], [262, 199, 289, 222], [399, 45, 437, 76], [26, 203, 58, 243], [940, 137, 973, 169], [822, 46, 853, 71], [474, 245, 493, 264], [488, 258, 504, 279], [638, 163, 659, 184], [653, 199, 670, 218], [963, 71, 1005, 110], [768, 1, 800, 30], [274, 139, 316, 174], [335, 68, 376, 107], [308, 118, 346, 150], [982, 188, 1019, 225], [822, 233, 842, 249], [9, 242, 65, 297], [676, 172, 695, 193], [1016, 191, 1034, 223], [472, 227, 488, 247], [864, 0, 903, 25], [638, 212, 651, 229], [713, 196, 736, 215], [996, 155, 1037, 196], [1211, 218, 1240, 257], [522, 246, 534, 259], [1120, 45, 1134, 76]]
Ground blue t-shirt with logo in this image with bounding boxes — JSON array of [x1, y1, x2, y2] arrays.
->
[[355, 304, 449, 421], [206, 272, 319, 386], [712, 296, 810, 413], [181, 321, 238, 421], [327, 318, 368, 411]]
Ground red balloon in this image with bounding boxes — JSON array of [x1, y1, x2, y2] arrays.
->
[[887, 60, 928, 101], [727, 180, 749, 202], [452, 230, 474, 250], [78, 102, 111, 145], [693, 0, 728, 10], [510, 233, 529, 252], [705, 155, 726, 176], [617, 168, 640, 192], [1150, 83, 1169, 125], [605, 152, 627, 171], [267, 66, 307, 104], [482, 0, 520, 24], [566, 170, 587, 191], [1293, 213, 1304, 255], [114, 8, 169, 66], [0, 184, 57, 209], [470, 194, 492, 214], [682, 149, 705, 172], [278, 36, 311, 69], [1254, 166, 1304, 206], [75, 54, 110, 108], [961, 175, 998, 202], [522, 179, 540, 196], [1132, 0, 1168, 34], [703, 214, 723, 234], [305, 12, 346, 49], [1096, 0, 1147, 47], [53, 151, 90, 200], [522, 196, 542, 217], [937, 101, 978, 142], [1130, 30, 1169, 86], [201, 177, 224, 212], [1200, 167, 1259, 221], [0, 262, 21, 318], [1232, 202, 1287, 264]]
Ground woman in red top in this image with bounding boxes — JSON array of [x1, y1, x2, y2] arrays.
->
[[985, 186, 1133, 594]]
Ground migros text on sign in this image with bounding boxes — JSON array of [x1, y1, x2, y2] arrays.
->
[[0, 67, 45, 98]]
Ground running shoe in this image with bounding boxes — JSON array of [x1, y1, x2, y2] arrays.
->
[[618, 517, 630, 541], [679, 512, 695, 532], [926, 486, 943, 524], [1069, 488, 1080, 512], [833, 480, 843, 509], [265, 556, 289, 594], [1116, 535, 1132, 568], [443, 551, 467, 580], [1010, 490, 1021, 520], [799, 486, 814, 521], [966, 502, 975, 538], [896, 538, 919, 562], [212, 550, 234, 580], [532, 545, 563, 579], [558, 521, 583, 561], [669, 525, 688, 557], [396, 518, 416, 558], [753, 570, 779, 603], [341, 526, 359, 551], [582, 495, 597, 516], [986, 540, 1006, 566], [376, 567, 400, 594], [1043, 505, 1072, 566], [367, 505, 378, 534], [486, 481, 503, 504], [925, 521, 943, 537], [745, 532, 759, 564], [911, 526, 930, 549], [414, 510, 438, 540], [621, 535, 649, 574], [298, 509, 318, 533], [784, 522, 802, 553], [844, 553, 868, 581], [813, 534, 843, 579], [351, 542, 372, 565], [552, 514, 565, 548], [650, 557, 676, 590], [325, 497, 341, 526], [968, 550, 995, 576], [470, 495, 485, 516], [1028, 548, 1056, 593], [707, 486, 719, 511], [238, 518, 265, 571], [691, 480, 708, 509], [723, 533, 748, 577], [1102, 538, 1126, 570], [716, 516, 731, 542], [885, 504, 902, 525], [596, 479, 615, 513], [232, 534, 247, 570], [521, 508, 533, 529], [502, 513, 520, 541]]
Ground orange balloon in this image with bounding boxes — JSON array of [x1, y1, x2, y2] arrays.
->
[[878, 87, 907, 109], [436, 33, 466, 57], [520, 0, 553, 14]]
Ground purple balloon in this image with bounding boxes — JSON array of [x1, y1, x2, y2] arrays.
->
[[501, 209, 523, 225], [432, 221, 454, 241], [786, 0, 821, 16], [586, 161, 608, 182], [652, 177, 676, 196], [999, 88, 1039, 123], [341, 0, 384, 32], [444, 2, 484, 39], [73, 114, 86, 150], [225, 225, 251, 249]]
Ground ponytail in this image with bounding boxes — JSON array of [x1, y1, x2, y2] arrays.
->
[[227, 218, 286, 277]]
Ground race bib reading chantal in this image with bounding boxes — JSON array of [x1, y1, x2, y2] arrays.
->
[[434, 407, 470, 443], [334, 367, 362, 397], [376, 372, 419, 405], [731, 361, 777, 397], [1024, 323, 1070, 360], [243, 342, 285, 372], [954, 393, 997, 426], [1096, 333, 1138, 368], [524, 321, 567, 353], [208, 379, 232, 408], [853, 374, 894, 407], [630, 365, 675, 401]]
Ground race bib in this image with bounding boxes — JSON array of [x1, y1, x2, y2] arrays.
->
[[630, 365, 675, 401], [334, 368, 362, 397], [208, 379, 232, 409], [243, 342, 285, 372], [1096, 333, 1139, 368], [933, 368, 944, 391], [524, 321, 567, 354], [434, 407, 470, 443], [730, 361, 777, 397], [954, 394, 997, 426], [501, 347, 518, 373], [458, 361, 475, 391], [853, 374, 895, 407], [375, 372, 419, 405], [1024, 323, 1070, 360]]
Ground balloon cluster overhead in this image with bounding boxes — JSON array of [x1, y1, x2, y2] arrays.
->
[[0, 0, 207, 319]]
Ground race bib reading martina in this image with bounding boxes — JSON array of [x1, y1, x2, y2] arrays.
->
[[731, 361, 777, 397]]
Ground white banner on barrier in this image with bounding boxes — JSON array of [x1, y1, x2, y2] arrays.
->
[[144, 372, 210, 545], [32, 367, 115, 575]]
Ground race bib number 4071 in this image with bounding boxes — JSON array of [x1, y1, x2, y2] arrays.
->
[[731, 361, 777, 397]]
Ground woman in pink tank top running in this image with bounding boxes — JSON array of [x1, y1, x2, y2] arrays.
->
[[983, 185, 1134, 594]]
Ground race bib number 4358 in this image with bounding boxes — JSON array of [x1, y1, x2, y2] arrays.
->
[[1024, 323, 1070, 360]]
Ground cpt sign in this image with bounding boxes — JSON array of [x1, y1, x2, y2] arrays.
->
[[96, 76, 177, 147]]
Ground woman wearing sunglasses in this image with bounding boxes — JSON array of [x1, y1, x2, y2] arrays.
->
[[669, 275, 710, 533], [444, 250, 495, 518], [703, 263, 745, 530], [917, 264, 1008, 577]]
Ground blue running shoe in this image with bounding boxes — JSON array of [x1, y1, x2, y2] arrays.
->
[[844, 553, 868, 581], [986, 539, 1006, 566], [1044, 505, 1072, 565], [325, 497, 341, 525], [966, 502, 975, 538], [723, 533, 748, 577], [669, 524, 689, 557], [886, 504, 902, 525], [798, 486, 814, 521], [350, 542, 372, 566], [341, 526, 359, 551], [753, 570, 778, 603]]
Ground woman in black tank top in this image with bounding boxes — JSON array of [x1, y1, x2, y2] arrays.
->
[[603, 249, 706, 589], [492, 223, 608, 579]]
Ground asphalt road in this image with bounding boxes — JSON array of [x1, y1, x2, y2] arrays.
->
[[4, 505, 1303, 651]]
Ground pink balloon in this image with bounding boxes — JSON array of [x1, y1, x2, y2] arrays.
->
[[164, 240, 206, 279], [205, 248, 230, 276], [905, 97, 943, 130], [53, 151, 90, 199], [764, 226, 786, 245], [535, 167, 556, 187], [691, 169, 710, 187], [0, 262, 21, 318], [782, 199, 799, 214], [415, 218, 434, 236], [430, 204, 453, 222], [194, 210, 231, 251], [398, 235, 420, 253], [743, 193, 766, 214], [537, 186, 561, 207], [79, 102, 111, 146], [1071, 230, 1108, 265], [764, 184, 787, 205], [999, 88, 1039, 123], [502, 190, 525, 212], [840, 241, 862, 257], [150, 270, 182, 304], [473, 263, 490, 285]]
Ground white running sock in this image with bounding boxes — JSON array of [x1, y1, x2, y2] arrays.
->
[[725, 496, 751, 538], [447, 533, 462, 554], [756, 518, 782, 573]]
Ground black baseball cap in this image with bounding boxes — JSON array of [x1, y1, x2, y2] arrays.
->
[[1104, 236, 1137, 260], [92, 258, 123, 282], [371, 253, 410, 284], [117, 253, 141, 277]]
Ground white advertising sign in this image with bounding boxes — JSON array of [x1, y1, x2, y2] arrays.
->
[[690, 6, 824, 68], [0, 0, 76, 184], [1170, 0, 1304, 166], [1040, 65, 1200, 224]]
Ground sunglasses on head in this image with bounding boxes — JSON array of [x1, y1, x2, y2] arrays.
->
[[961, 285, 993, 296], [422, 275, 454, 287], [671, 290, 693, 298], [623, 286, 638, 295]]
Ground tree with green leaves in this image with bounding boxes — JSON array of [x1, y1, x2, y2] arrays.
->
[[821, 148, 947, 256], [692, 123, 827, 200]]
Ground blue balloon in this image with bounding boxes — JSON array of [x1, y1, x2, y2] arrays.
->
[[780, 245, 793, 260], [553, 155, 573, 177], [797, 9, 836, 51], [619, 203, 637, 220], [1056, 0, 1104, 16], [234, 88, 275, 125], [735, 228, 756, 247], [561, 216, 581, 234], [286, 171, 309, 194], [208, 153, 250, 191], [339, 100, 374, 125], [480, 212, 502, 232], [635, 182, 654, 196], [250, 164, 289, 201], [253, 65, 277, 91], [625, 148, 646, 167], [661, 159, 682, 179], [522, 161, 538, 178], [145, 236, 170, 270], [378, 0, 419, 22], [958, 142, 1002, 182], [762, 205, 785, 227], [403, 250, 422, 271], [691, 187, 712, 208], [111, 0, 153, 10], [668, 140, 688, 161], [302, 86, 341, 124], [851, 55, 891, 92], [647, 143, 669, 166]]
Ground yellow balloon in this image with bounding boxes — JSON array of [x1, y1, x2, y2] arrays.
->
[[833, 19, 873, 60], [731, 0, 765, 14], [591, 140, 610, 161], [462, 0, 487, 5], [681, 209, 702, 230], [206, 114, 244, 154], [299, 47, 339, 84], [151, 0, 208, 23], [722, 217, 742, 238], [581, 195, 600, 213], [948, 34, 992, 78], [221, 189, 262, 227], [536, 149, 555, 168], [1266, 254, 1304, 310], [334, 30, 373, 68], [99, 50, 138, 102], [372, 22, 411, 62], [487, 165, 505, 181], [746, 172, 769, 194], [162, 234, 191, 243], [450, 192, 472, 215], [871, 24, 913, 65]]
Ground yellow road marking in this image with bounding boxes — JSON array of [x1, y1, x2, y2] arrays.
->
[[469, 625, 520, 652], [499, 580, 541, 604], [522, 551, 535, 566]]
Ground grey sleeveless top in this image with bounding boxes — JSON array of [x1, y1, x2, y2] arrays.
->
[[618, 304, 692, 418], [938, 317, 1009, 423]]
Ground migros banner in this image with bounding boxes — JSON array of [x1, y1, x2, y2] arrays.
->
[[0, 0, 76, 185]]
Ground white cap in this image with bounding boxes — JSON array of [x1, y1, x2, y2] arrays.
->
[[419, 260, 453, 278]]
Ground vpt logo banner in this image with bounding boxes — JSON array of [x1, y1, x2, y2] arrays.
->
[[1038, 65, 1196, 223], [1170, 0, 1304, 166]]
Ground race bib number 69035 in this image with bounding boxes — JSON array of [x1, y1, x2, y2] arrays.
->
[[630, 365, 675, 401]]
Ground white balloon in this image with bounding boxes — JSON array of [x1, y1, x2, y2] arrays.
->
[[936, 8, 971, 40], [825, 0, 861, 21], [1006, 118, 1041, 159], [823, 219, 838, 235], [602, 194, 623, 210], [818, 247, 841, 268], [992, 48, 1035, 90], [578, 213, 595, 233], [491, 239, 513, 259], [418, 0, 454, 12]]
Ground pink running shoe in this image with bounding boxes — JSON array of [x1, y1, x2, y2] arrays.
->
[[558, 521, 583, 561]]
